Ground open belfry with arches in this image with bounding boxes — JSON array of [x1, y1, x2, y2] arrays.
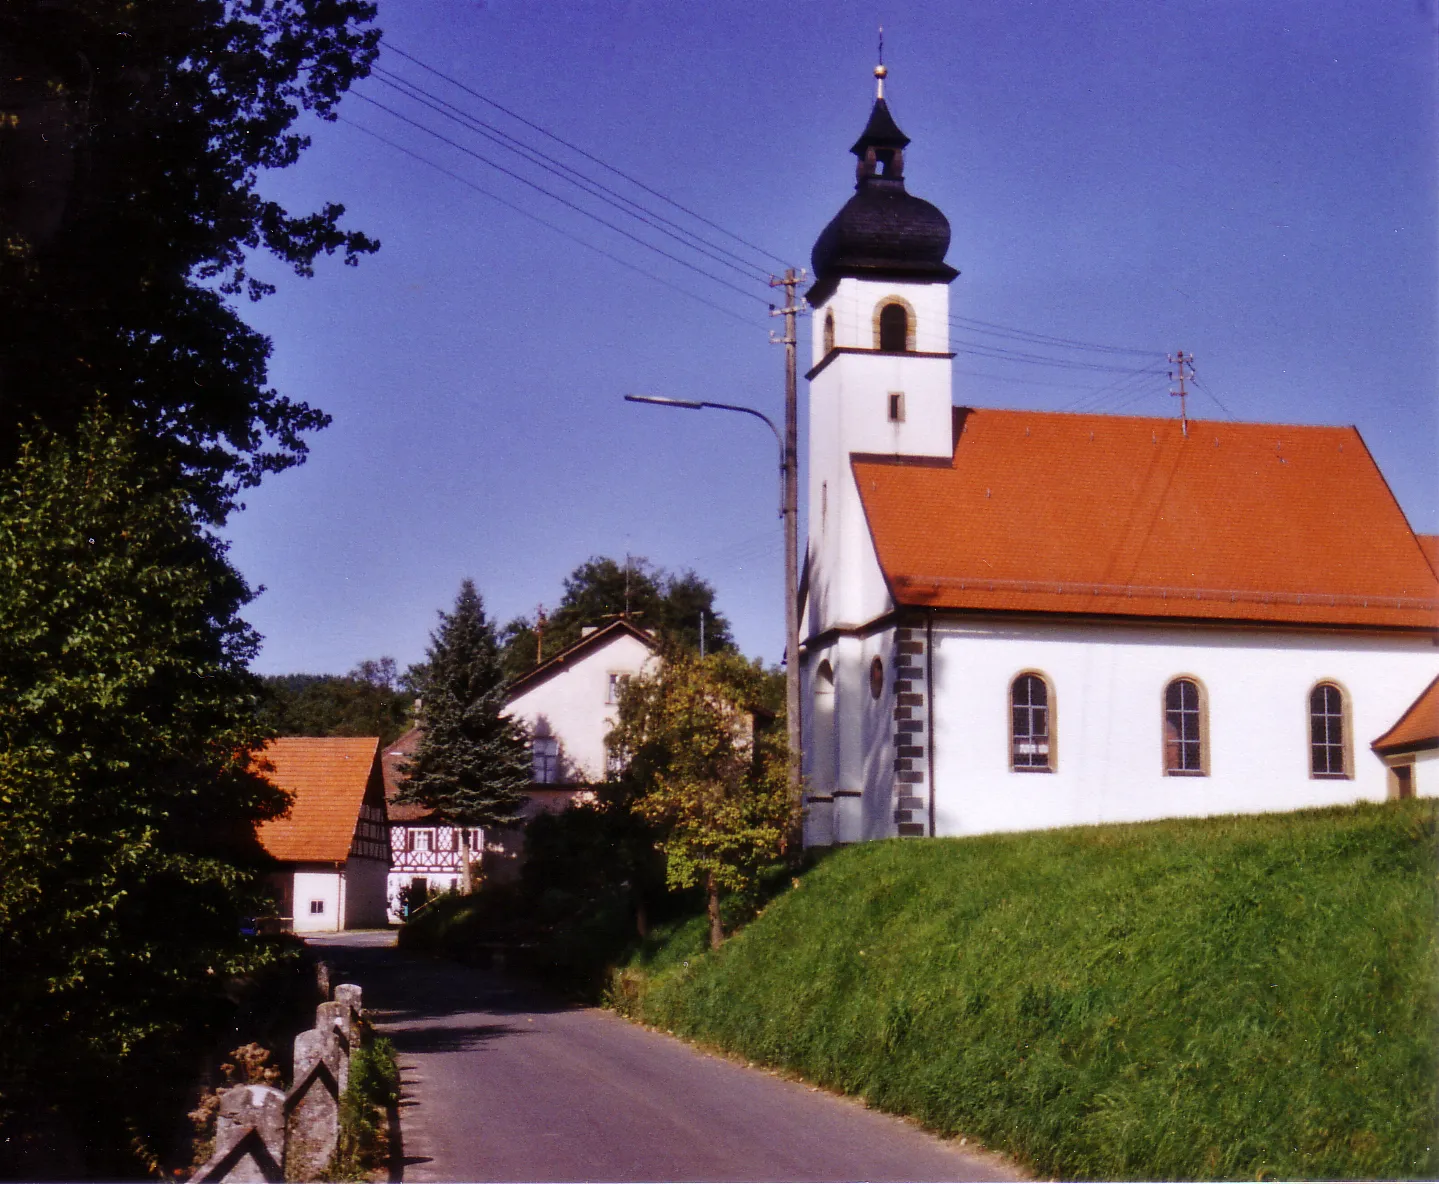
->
[[798, 65, 1439, 846]]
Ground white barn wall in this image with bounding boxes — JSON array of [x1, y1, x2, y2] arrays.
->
[[291, 870, 342, 933], [342, 857, 390, 929], [928, 619, 1437, 836]]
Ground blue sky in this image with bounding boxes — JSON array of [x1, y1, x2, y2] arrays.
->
[[226, 0, 1438, 675]]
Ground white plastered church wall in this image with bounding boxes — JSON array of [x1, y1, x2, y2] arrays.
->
[[806, 277, 952, 640], [928, 619, 1438, 837]]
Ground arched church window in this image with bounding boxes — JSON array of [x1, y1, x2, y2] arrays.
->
[[1163, 678, 1207, 775], [1011, 673, 1053, 772], [823, 310, 835, 355], [879, 302, 909, 352], [1309, 682, 1350, 778]]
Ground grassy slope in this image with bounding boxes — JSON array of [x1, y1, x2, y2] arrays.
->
[[618, 801, 1438, 1181]]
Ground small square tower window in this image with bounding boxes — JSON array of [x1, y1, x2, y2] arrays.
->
[[309, 899, 325, 915], [888, 392, 905, 422]]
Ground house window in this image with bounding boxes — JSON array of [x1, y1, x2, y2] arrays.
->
[[1309, 682, 1350, 778], [469, 828, 482, 850], [887, 392, 905, 423], [414, 829, 431, 852], [1011, 673, 1053, 772], [1164, 678, 1207, 775], [309, 899, 325, 915], [606, 742, 629, 778], [823, 310, 835, 354], [532, 735, 559, 784], [879, 302, 909, 352], [607, 672, 622, 704]]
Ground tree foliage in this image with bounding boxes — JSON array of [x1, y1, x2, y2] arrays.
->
[[259, 657, 413, 745], [399, 580, 530, 888], [500, 555, 733, 682], [0, 0, 380, 522], [0, 408, 290, 1177], [609, 650, 792, 948]]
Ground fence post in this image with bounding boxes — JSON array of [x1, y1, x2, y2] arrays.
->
[[190, 1083, 285, 1183], [284, 1028, 341, 1182]]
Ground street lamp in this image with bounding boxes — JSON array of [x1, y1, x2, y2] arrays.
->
[[624, 393, 802, 833]]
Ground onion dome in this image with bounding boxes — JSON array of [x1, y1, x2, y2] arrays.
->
[[808, 77, 957, 307]]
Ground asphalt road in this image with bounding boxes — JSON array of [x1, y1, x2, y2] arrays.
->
[[308, 931, 1023, 1183]]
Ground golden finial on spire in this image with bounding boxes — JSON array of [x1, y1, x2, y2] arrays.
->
[[875, 25, 887, 98]]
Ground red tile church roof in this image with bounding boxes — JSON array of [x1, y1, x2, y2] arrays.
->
[[1417, 534, 1439, 578], [853, 409, 1439, 629], [1372, 675, 1439, 755]]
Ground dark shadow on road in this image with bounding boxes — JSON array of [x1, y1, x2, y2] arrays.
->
[[307, 940, 577, 1024], [387, 1021, 526, 1055]]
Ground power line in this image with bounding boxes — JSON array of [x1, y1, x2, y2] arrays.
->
[[952, 367, 1152, 391], [948, 336, 1167, 374], [1058, 363, 1169, 412], [339, 116, 757, 327], [381, 40, 797, 270], [1192, 375, 1236, 420], [369, 66, 774, 283], [351, 91, 773, 307], [948, 314, 1162, 357]]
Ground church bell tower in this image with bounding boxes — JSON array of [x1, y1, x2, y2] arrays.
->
[[805, 64, 959, 637]]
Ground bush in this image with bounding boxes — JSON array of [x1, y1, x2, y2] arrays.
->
[[327, 1034, 399, 1181]]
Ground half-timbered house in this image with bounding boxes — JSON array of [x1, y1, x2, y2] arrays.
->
[[382, 620, 659, 918]]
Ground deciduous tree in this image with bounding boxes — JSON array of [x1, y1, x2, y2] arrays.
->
[[500, 555, 734, 680], [609, 650, 791, 949], [0, 0, 380, 522], [398, 580, 530, 892], [259, 658, 413, 745], [0, 407, 289, 1177]]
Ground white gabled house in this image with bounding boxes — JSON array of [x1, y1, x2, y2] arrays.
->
[[504, 618, 659, 799], [799, 74, 1439, 846], [383, 619, 658, 916]]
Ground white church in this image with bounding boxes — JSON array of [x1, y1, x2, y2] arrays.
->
[[799, 70, 1439, 846]]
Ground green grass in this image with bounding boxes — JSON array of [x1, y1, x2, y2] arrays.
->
[[613, 800, 1439, 1181]]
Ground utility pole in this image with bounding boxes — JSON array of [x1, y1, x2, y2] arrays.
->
[[1169, 349, 1195, 434], [770, 268, 804, 843]]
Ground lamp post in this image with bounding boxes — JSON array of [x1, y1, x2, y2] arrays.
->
[[625, 393, 802, 840]]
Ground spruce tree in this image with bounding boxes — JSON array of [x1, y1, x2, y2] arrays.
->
[[399, 580, 530, 892]]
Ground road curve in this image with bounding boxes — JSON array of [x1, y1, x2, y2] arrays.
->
[[308, 932, 1025, 1183]]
